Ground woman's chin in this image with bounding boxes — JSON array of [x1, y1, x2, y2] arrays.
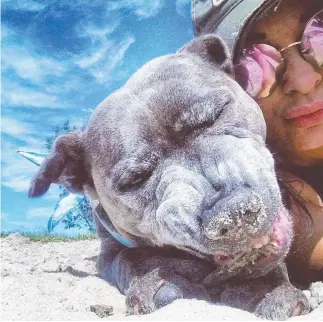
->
[[294, 124, 323, 152], [281, 130, 323, 166]]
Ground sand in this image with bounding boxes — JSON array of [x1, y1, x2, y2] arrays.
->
[[1, 233, 322, 321]]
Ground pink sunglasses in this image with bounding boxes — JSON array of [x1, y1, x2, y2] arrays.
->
[[234, 9, 323, 99]]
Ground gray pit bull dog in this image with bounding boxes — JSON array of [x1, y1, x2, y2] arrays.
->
[[29, 35, 310, 319]]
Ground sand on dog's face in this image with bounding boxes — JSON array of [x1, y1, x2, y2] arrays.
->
[[1, 233, 322, 321]]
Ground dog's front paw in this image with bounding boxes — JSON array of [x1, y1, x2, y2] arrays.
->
[[125, 258, 210, 315], [255, 284, 311, 320], [126, 271, 182, 315]]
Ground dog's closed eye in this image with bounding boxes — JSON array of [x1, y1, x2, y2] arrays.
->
[[117, 169, 153, 192], [189, 119, 215, 133], [110, 153, 159, 193], [110, 160, 157, 193], [172, 119, 215, 139]]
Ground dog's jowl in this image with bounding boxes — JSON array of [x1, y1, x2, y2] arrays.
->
[[29, 35, 310, 319]]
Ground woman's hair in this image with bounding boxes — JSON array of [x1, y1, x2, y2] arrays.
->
[[299, 0, 323, 23], [277, 173, 314, 239], [273, 151, 320, 237]]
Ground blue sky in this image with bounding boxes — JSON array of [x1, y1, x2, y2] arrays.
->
[[1, 0, 194, 234]]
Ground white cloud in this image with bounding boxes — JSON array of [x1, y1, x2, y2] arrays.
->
[[2, 0, 47, 12], [2, 2, 137, 91], [2, 220, 37, 230], [2, 41, 66, 83], [1, 27, 66, 108], [1, 27, 73, 107], [76, 48, 107, 69], [1, 175, 34, 193], [75, 22, 118, 70], [3, 89, 61, 108], [81, 107, 94, 113], [43, 77, 86, 96], [46, 0, 164, 20], [26, 207, 53, 218], [76, 20, 121, 39], [43, 185, 61, 201], [75, 18, 135, 84], [22, 137, 48, 151], [176, 0, 190, 16], [106, 0, 164, 19], [1, 116, 33, 138], [76, 37, 135, 84], [2, 81, 62, 108], [1, 25, 15, 40], [2, 0, 165, 19], [1, 212, 9, 220], [6, 90, 61, 108]]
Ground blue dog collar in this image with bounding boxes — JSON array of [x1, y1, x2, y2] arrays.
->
[[94, 205, 136, 248], [105, 227, 135, 248]]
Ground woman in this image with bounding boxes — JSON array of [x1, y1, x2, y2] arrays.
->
[[192, 0, 323, 285]]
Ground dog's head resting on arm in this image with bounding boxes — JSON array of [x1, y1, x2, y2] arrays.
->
[[29, 35, 292, 282]]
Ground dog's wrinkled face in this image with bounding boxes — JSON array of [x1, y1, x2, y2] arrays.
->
[[29, 35, 292, 280]]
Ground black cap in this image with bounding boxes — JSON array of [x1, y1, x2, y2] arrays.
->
[[191, 0, 279, 61]]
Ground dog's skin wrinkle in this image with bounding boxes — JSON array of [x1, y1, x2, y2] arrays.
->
[[29, 35, 310, 319]]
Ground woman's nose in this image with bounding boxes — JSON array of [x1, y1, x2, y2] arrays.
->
[[282, 49, 322, 95]]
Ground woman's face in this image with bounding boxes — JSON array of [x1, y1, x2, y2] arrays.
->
[[246, 1, 323, 166]]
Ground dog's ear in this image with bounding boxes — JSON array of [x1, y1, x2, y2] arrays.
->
[[179, 34, 233, 76], [29, 131, 91, 198]]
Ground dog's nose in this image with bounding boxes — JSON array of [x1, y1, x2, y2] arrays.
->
[[202, 189, 265, 240]]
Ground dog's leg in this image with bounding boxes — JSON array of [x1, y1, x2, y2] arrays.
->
[[217, 263, 311, 320], [112, 249, 213, 314], [94, 209, 213, 314], [98, 243, 214, 314]]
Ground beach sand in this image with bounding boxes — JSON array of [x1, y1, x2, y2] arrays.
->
[[1, 233, 322, 321]]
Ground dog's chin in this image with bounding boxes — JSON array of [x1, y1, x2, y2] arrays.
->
[[208, 206, 292, 280]]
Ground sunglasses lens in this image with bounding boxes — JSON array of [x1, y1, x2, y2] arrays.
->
[[302, 9, 323, 68], [234, 55, 263, 98], [235, 44, 282, 99]]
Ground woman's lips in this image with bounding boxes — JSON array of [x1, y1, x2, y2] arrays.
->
[[284, 102, 323, 128]]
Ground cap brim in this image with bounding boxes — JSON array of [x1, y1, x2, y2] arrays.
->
[[192, 0, 279, 62]]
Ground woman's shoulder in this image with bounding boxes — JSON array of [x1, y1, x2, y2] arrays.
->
[[279, 171, 323, 207]]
